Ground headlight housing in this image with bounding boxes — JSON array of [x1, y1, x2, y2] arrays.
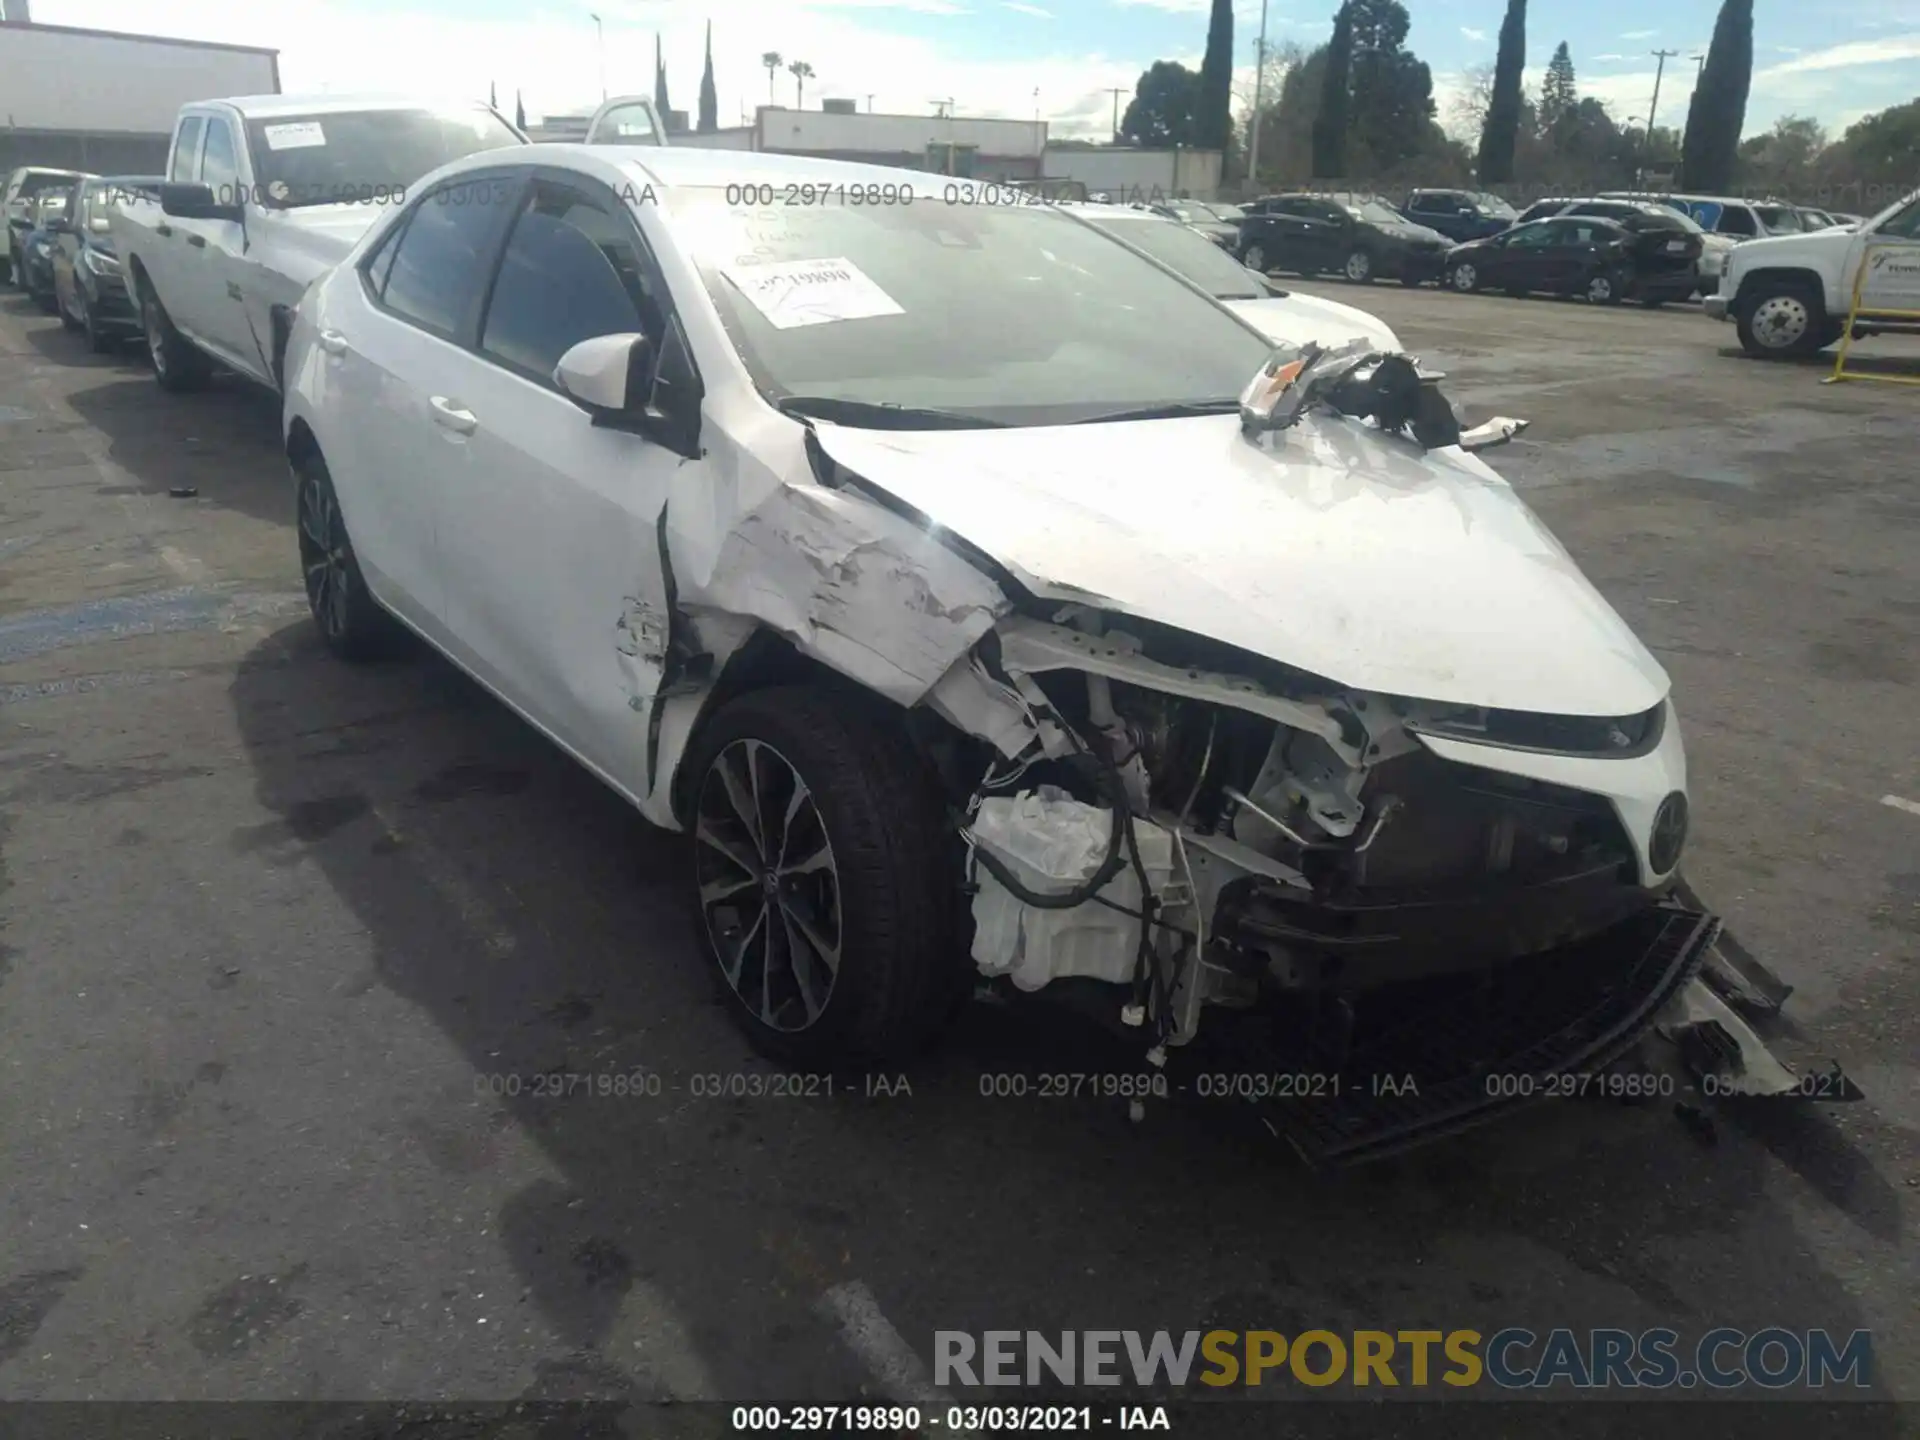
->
[[82, 247, 121, 277]]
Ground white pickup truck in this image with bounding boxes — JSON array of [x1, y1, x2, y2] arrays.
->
[[1704, 187, 1920, 358], [113, 94, 529, 393]]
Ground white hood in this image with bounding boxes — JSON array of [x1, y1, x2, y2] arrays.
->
[[1226, 292, 1400, 353], [812, 414, 1669, 717]]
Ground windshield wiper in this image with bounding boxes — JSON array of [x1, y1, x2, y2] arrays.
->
[[1069, 399, 1240, 425], [776, 396, 1007, 430]]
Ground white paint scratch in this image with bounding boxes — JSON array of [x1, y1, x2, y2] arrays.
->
[[1881, 794, 1920, 817]]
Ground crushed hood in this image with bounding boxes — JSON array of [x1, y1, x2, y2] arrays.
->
[[1227, 293, 1400, 353], [812, 414, 1669, 717]]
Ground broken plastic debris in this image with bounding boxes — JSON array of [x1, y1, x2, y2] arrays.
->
[[167, 486, 198, 498]]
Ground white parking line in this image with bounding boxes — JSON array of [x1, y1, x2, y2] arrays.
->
[[817, 1279, 972, 1434], [1881, 794, 1920, 817]]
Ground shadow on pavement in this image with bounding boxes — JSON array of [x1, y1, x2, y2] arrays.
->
[[223, 619, 1908, 1416]]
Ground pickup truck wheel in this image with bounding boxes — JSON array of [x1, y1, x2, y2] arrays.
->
[[295, 454, 398, 662], [686, 686, 968, 1069], [1736, 282, 1826, 359], [140, 287, 212, 392]]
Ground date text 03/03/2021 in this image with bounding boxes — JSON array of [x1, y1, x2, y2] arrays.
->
[[729, 1404, 1171, 1432]]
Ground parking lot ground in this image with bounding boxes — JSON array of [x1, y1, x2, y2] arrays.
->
[[1, 283, 1917, 1424]]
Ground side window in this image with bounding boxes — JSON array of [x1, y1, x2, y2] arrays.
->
[[479, 179, 655, 382], [380, 176, 520, 339], [1514, 202, 1558, 225], [1717, 205, 1758, 237], [171, 117, 206, 182], [1874, 197, 1920, 240], [1505, 223, 1554, 248], [200, 118, 241, 204], [362, 215, 408, 297], [592, 102, 659, 145]]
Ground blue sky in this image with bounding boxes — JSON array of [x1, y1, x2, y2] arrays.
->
[[41, 0, 1920, 139]]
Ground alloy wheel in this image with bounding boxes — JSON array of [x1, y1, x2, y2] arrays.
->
[[297, 470, 352, 641], [1587, 274, 1615, 303], [1751, 294, 1809, 349], [694, 738, 843, 1033], [1451, 263, 1477, 292], [1345, 250, 1372, 282]]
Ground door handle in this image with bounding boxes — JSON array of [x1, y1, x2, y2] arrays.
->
[[188, 234, 206, 249], [429, 396, 477, 435], [155, 223, 173, 238], [317, 329, 349, 356]]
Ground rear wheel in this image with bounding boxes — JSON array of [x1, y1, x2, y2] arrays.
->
[[1735, 281, 1828, 359], [1585, 268, 1624, 306], [1343, 248, 1374, 284], [1447, 261, 1480, 293], [687, 686, 968, 1069], [1240, 241, 1268, 273], [140, 283, 213, 392], [295, 453, 398, 662]]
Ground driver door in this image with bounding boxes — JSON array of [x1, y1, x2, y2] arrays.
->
[[1857, 196, 1920, 316], [1490, 221, 1557, 291], [434, 168, 694, 803]]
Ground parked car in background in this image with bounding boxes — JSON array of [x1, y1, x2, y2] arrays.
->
[[1795, 207, 1841, 230], [1237, 193, 1451, 285], [18, 188, 83, 311], [1443, 213, 1701, 307], [1071, 204, 1400, 351], [49, 175, 156, 351], [581, 94, 670, 145], [281, 146, 1737, 1165], [1599, 191, 1805, 243], [1148, 198, 1242, 248], [1399, 188, 1519, 243], [1513, 196, 1722, 294], [1705, 187, 1920, 357], [1829, 212, 1864, 228], [114, 94, 528, 395], [4, 165, 85, 285]]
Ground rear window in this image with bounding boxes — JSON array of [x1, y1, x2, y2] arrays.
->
[[18, 172, 81, 200], [1754, 205, 1803, 233]]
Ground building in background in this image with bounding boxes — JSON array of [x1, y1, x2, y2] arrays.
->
[[1041, 143, 1223, 202], [0, 20, 279, 173]]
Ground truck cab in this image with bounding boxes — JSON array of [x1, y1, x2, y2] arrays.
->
[[583, 96, 670, 145], [1705, 188, 1920, 358], [117, 95, 527, 392]]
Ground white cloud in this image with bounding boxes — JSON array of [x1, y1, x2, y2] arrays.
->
[[1110, 0, 1211, 11], [1773, 45, 1804, 55], [1460, 26, 1488, 42], [1758, 33, 1920, 77], [33, 0, 1149, 137], [1002, 0, 1053, 13], [1620, 29, 1659, 40]]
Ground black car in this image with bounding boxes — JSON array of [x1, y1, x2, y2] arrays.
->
[[1399, 188, 1519, 242], [16, 191, 74, 311], [1442, 213, 1702, 307], [1236, 193, 1451, 285], [4, 166, 85, 286], [49, 175, 153, 351], [1149, 198, 1243, 249]]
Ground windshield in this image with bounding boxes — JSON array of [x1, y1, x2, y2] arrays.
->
[[17, 172, 81, 201], [1087, 215, 1267, 300], [1754, 205, 1803, 233], [243, 109, 524, 208], [1349, 200, 1408, 225], [1470, 192, 1516, 218], [1204, 202, 1244, 221], [662, 186, 1272, 427]]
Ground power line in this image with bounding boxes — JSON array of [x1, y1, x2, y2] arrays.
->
[[1105, 87, 1127, 140]]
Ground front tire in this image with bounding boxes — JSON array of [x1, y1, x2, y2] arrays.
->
[[1736, 281, 1828, 359], [687, 687, 967, 1069], [1585, 268, 1624, 306], [295, 453, 397, 662], [1240, 241, 1268, 273], [1343, 248, 1374, 284], [1448, 261, 1480, 293], [140, 284, 213, 392]]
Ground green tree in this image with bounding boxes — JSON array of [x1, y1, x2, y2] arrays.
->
[[1195, 0, 1235, 151], [1311, 2, 1354, 178], [1477, 0, 1526, 183], [1825, 99, 1920, 194], [1539, 42, 1576, 139], [1736, 115, 1825, 193], [698, 22, 718, 132], [1120, 61, 1197, 145], [762, 52, 783, 104], [1681, 0, 1754, 191], [1345, 0, 1437, 172]]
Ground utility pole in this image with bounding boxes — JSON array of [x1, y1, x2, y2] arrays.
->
[[1105, 87, 1126, 141], [590, 12, 606, 102], [1246, 0, 1271, 189], [1645, 48, 1680, 176], [866, 94, 875, 113]]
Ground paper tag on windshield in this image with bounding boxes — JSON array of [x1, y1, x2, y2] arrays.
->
[[262, 122, 327, 151], [720, 257, 903, 329]]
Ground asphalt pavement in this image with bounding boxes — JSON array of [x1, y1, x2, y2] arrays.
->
[[0, 279, 1916, 1429]]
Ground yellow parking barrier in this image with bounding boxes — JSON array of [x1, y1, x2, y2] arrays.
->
[[1824, 242, 1920, 387]]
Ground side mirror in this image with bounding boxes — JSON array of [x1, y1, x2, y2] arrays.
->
[[555, 330, 702, 458], [160, 182, 243, 222]]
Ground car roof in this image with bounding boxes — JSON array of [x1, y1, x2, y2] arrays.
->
[[554, 143, 1015, 193], [195, 94, 507, 119]]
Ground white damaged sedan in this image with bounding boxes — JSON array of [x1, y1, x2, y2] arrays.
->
[[284, 147, 1814, 1161]]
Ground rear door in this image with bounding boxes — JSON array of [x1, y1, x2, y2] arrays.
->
[[321, 170, 524, 633], [436, 167, 692, 797], [1539, 219, 1609, 291]]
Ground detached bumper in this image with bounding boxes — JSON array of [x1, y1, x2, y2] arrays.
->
[[1703, 294, 1731, 321]]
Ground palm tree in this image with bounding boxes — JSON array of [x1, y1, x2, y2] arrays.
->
[[762, 51, 783, 103], [788, 59, 814, 108]]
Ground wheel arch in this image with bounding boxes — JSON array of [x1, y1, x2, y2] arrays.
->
[[1733, 266, 1828, 314]]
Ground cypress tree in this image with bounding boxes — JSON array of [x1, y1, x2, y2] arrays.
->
[[1311, 2, 1353, 179], [1194, 0, 1236, 151], [1477, 0, 1526, 183], [1681, 0, 1754, 191]]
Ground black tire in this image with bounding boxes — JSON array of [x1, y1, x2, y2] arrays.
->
[[139, 282, 213, 392], [1343, 248, 1374, 284], [685, 686, 967, 1069], [1240, 241, 1268, 273], [294, 451, 399, 662], [1445, 261, 1480, 294], [75, 284, 114, 354], [1585, 268, 1624, 306], [1735, 280, 1828, 359], [57, 276, 81, 332]]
